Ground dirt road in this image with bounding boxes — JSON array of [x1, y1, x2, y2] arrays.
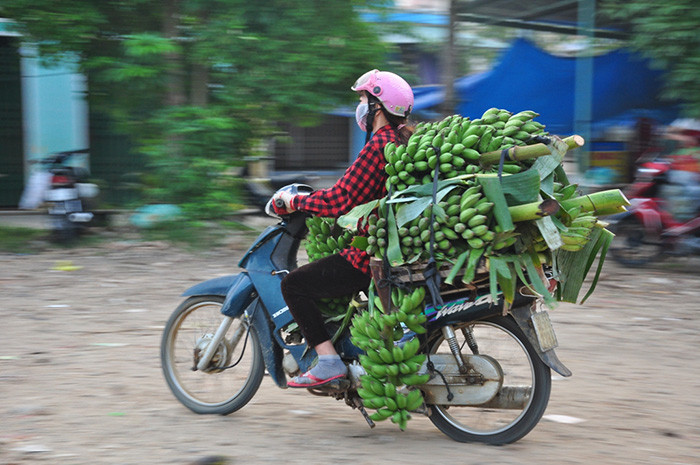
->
[[1, 224, 699, 465]]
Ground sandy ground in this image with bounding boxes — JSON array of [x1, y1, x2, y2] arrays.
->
[[1, 218, 699, 465]]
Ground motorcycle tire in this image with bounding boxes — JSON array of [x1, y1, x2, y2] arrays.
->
[[160, 296, 265, 415], [426, 315, 551, 445], [608, 215, 663, 266]]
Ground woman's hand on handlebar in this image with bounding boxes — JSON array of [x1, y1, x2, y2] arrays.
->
[[272, 191, 296, 215]]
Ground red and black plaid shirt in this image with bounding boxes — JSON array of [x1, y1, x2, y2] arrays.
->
[[292, 125, 399, 274]]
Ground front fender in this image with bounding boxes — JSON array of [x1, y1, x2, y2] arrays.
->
[[183, 273, 256, 318], [182, 275, 239, 297]]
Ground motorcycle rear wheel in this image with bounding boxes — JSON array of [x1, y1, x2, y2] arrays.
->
[[160, 296, 265, 415], [609, 216, 663, 266], [426, 315, 551, 445]]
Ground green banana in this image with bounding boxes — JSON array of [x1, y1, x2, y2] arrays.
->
[[401, 373, 430, 386], [459, 207, 477, 224], [467, 214, 487, 227], [363, 396, 387, 409], [369, 408, 394, 421], [401, 337, 420, 359], [392, 345, 405, 363], [460, 193, 481, 210], [405, 389, 424, 411]]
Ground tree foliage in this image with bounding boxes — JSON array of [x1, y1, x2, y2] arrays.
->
[[601, 0, 700, 118], [2, 0, 387, 216]]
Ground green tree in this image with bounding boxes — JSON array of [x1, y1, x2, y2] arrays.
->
[[2, 0, 387, 217], [602, 0, 700, 118]]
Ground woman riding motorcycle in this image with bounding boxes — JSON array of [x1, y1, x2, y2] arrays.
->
[[272, 69, 414, 387]]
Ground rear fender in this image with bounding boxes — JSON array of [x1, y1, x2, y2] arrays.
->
[[627, 199, 663, 234], [510, 305, 572, 378]]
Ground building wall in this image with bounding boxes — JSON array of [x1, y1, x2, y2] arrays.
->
[[20, 45, 89, 170], [0, 32, 89, 208]]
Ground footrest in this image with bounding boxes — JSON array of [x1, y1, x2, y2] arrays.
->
[[307, 378, 351, 395]]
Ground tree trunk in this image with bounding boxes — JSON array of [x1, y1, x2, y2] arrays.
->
[[163, 0, 185, 107], [190, 64, 209, 106]]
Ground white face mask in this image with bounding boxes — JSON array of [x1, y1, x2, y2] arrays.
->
[[355, 102, 369, 131]]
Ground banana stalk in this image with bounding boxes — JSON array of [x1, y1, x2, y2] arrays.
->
[[559, 189, 630, 215], [507, 199, 560, 222], [479, 135, 584, 165]]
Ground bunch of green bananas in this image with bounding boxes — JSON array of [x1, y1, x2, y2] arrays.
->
[[365, 214, 388, 258], [366, 181, 497, 266], [350, 286, 430, 430], [383, 108, 548, 190], [552, 181, 580, 203], [304, 217, 356, 317], [559, 210, 599, 252], [317, 296, 354, 318], [305, 217, 355, 262]]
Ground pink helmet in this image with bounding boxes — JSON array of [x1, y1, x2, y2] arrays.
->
[[351, 69, 414, 117]]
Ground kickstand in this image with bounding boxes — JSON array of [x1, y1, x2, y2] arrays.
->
[[352, 397, 376, 428]]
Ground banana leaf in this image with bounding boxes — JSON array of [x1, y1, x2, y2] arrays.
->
[[523, 251, 555, 306], [478, 176, 515, 232], [431, 203, 448, 223], [553, 163, 570, 186], [445, 250, 469, 285], [462, 247, 485, 285], [580, 229, 614, 303], [385, 203, 403, 266], [350, 235, 369, 251], [389, 177, 465, 200], [488, 256, 516, 304], [498, 168, 541, 205], [555, 227, 614, 303], [536, 215, 563, 250], [540, 172, 555, 197], [337, 199, 379, 229], [330, 295, 363, 344], [394, 184, 460, 227], [531, 154, 563, 181]]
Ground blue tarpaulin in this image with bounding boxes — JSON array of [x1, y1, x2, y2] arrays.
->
[[417, 38, 678, 137]]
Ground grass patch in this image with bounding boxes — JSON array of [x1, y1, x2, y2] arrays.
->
[[0, 226, 47, 253]]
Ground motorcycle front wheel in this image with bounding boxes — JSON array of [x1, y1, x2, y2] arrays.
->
[[426, 315, 551, 445], [160, 296, 265, 415]]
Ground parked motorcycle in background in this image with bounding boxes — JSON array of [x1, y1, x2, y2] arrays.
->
[[608, 145, 700, 266], [29, 149, 100, 242]]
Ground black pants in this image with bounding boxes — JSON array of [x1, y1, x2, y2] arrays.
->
[[280, 254, 371, 348]]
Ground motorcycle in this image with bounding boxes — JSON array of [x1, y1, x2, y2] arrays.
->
[[608, 151, 700, 266], [160, 184, 571, 444], [41, 149, 99, 242]]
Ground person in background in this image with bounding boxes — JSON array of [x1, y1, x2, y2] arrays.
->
[[272, 69, 414, 388]]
